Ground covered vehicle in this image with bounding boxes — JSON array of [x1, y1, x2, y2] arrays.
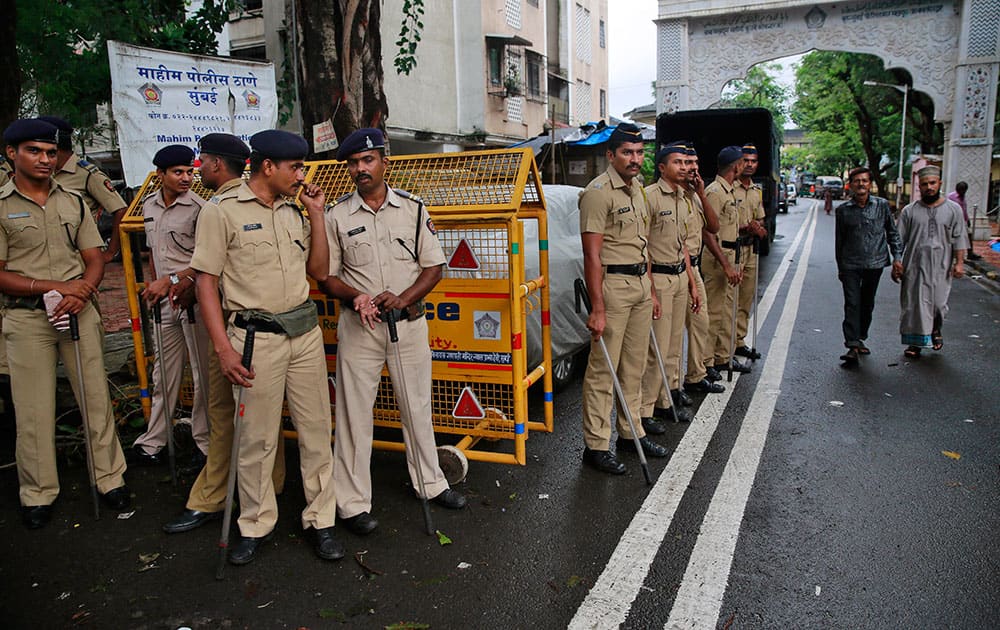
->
[[787, 183, 797, 205], [523, 185, 590, 392], [816, 175, 845, 200]]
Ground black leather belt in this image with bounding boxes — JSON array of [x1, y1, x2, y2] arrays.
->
[[689, 254, 701, 268], [605, 263, 647, 276], [2, 296, 45, 311], [340, 301, 425, 322], [721, 240, 739, 249], [233, 313, 285, 335], [651, 261, 686, 275]]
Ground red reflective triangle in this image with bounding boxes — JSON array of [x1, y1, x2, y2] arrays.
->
[[452, 386, 485, 419], [448, 238, 481, 270]]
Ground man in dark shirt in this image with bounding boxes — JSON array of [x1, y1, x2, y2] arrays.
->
[[834, 167, 903, 364]]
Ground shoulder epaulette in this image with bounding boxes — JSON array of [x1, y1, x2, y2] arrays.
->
[[335, 192, 352, 204], [77, 159, 101, 173], [394, 188, 423, 204]]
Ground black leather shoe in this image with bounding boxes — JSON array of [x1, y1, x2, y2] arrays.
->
[[671, 389, 694, 407], [312, 526, 345, 561], [582, 448, 626, 474], [616, 436, 670, 458], [229, 531, 273, 566], [162, 508, 222, 534], [641, 416, 666, 435], [21, 505, 53, 529], [430, 488, 467, 510], [840, 348, 859, 364], [705, 366, 723, 382], [341, 511, 379, 535], [101, 486, 132, 511], [735, 346, 761, 360], [684, 378, 726, 394], [655, 405, 692, 423], [129, 445, 163, 466], [715, 361, 751, 374]]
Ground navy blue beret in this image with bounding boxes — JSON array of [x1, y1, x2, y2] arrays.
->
[[741, 143, 758, 155], [250, 129, 308, 160], [609, 123, 644, 145], [153, 144, 195, 168], [3, 119, 59, 146], [655, 141, 688, 165], [336, 128, 386, 161], [198, 133, 249, 160], [683, 141, 697, 156], [37, 116, 73, 135], [718, 145, 744, 168]]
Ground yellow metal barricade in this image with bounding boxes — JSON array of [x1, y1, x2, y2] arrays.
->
[[119, 148, 552, 466]]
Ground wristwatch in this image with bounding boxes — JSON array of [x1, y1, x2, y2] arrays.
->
[[169, 273, 180, 285]]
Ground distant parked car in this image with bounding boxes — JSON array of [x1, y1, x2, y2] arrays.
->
[[815, 176, 845, 200], [786, 183, 797, 205], [777, 182, 788, 213]]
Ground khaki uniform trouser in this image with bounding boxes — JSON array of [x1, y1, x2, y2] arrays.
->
[[4, 303, 126, 505], [227, 325, 334, 537], [185, 337, 285, 513], [581, 273, 651, 450], [0, 315, 7, 375], [133, 302, 210, 455], [641, 271, 687, 416], [701, 249, 737, 366], [334, 312, 448, 519], [736, 246, 757, 347], [685, 267, 710, 383]]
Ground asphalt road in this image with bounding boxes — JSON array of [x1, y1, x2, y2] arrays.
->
[[1, 198, 997, 629]]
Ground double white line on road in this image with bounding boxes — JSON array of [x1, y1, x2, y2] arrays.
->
[[569, 206, 818, 630]]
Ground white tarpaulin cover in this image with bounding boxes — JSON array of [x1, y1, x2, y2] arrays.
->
[[107, 41, 277, 186]]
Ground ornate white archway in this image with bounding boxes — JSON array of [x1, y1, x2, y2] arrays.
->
[[656, 0, 999, 211]]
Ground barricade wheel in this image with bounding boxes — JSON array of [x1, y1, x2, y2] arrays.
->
[[437, 445, 469, 485]]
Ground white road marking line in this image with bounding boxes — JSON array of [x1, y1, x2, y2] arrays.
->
[[665, 203, 819, 630], [569, 207, 817, 630]]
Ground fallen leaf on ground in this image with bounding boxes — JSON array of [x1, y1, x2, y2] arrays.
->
[[117, 510, 135, 520], [942, 450, 961, 460], [318, 609, 346, 621], [436, 530, 452, 545], [566, 575, 582, 588], [385, 623, 430, 630], [457, 562, 472, 570], [138, 553, 159, 564]]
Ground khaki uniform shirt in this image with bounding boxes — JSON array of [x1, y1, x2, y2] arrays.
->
[[143, 190, 205, 276], [683, 191, 707, 254], [190, 182, 311, 314], [0, 179, 103, 280], [54, 153, 127, 220], [734, 179, 765, 226], [644, 178, 688, 265], [0, 161, 11, 188], [704, 175, 739, 244], [579, 166, 649, 265], [327, 186, 445, 295]]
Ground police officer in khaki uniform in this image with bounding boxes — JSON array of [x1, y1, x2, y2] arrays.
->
[[37, 117, 128, 263], [579, 123, 668, 475], [322, 128, 466, 537], [131, 145, 211, 466], [680, 144, 726, 394], [0, 119, 130, 529], [191, 129, 341, 564], [733, 144, 768, 361], [162, 133, 287, 535], [701, 146, 751, 375], [640, 143, 697, 430]]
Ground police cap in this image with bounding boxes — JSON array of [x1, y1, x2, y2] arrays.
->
[[609, 123, 644, 146], [683, 141, 697, 156], [336, 128, 386, 161], [250, 129, 309, 161], [655, 141, 688, 165], [198, 133, 250, 160], [741, 143, 758, 155], [37, 116, 74, 149], [3, 119, 59, 146], [718, 145, 744, 169], [153, 144, 196, 169]]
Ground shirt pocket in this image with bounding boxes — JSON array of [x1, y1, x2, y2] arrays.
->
[[234, 227, 276, 272], [162, 213, 196, 254], [341, 228, 375, 267], [57, 204, 83, 248], [390, 227, 416, 261], [613, 208, 637, 238], [2, 215, 44, 250]]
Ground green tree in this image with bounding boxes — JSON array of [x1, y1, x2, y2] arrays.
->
[[721, 63, 789, 140]]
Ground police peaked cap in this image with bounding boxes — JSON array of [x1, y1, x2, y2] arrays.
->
[[655, 141, 689, 165], [38, 116, 73, 134], [153, 144, 196, 168], [741, 143, 758, 155], [336, 128, 386, 161], [249, 129, 309, 160], [683, 141, 697, 156], [609, 123, 644, 145], [3, 118, 59, 146], [718, 145, 744, 168], [199, 133, 250, 160]]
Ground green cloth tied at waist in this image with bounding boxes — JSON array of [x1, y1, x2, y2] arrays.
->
[[236, 300, 318, 338]]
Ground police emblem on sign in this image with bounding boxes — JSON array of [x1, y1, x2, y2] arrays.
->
[[473, 311, 501, 340]]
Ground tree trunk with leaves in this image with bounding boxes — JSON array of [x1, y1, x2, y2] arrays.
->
[[0, 0, 20, 130], [293, 0, 389, 151]]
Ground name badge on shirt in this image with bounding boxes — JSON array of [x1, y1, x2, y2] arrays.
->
[[143, 217, 155, 222], [243, 223, 262, 232], [347, 226, 366, 237], [659, 210, 673, 216], [616, 207, 630, 215], [7, 212, 30, 219]]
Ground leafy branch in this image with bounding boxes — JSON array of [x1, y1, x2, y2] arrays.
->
[[393, 0, 425, 75]]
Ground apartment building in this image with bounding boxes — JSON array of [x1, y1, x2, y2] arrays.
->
[[225, 0, 608, 153]]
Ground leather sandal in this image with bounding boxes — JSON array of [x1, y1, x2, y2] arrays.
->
[[904, 346, 921, 358], [931, 332, 943, 351]]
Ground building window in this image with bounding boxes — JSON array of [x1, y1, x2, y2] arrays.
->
[[526, 51, 544, 100], [600, 89, 606, 118], [230, 45, 267, 62], [243, 0, 263, 11], [505, 0, 522, 29], [575, 4, 592, 64], [528, 0, 539, 6], [488, 40, 505, 86], [599, 19, 606, 48], [576, 80, 592, 123]]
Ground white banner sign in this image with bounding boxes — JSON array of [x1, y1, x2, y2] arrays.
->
[[108, 41, 278, 186]]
